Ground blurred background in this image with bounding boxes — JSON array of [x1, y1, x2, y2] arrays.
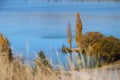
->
[[0, 0, 120, 68]]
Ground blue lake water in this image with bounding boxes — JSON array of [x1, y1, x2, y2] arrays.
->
[[0, 1, 120, 67]]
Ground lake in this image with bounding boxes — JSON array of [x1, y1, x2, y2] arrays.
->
[[0, 1, 120, 68]]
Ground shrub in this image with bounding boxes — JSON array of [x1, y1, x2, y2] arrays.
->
[[34, 51, 52, 75], [0, 33, 13, 63], [90, 36, 120, 63]]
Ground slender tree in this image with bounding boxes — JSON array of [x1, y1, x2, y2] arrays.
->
[[67, 21, 72, 49], [67, 21, 73, 62], [75, 13, 83, 51]]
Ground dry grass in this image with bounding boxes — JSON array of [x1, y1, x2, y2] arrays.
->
[[0, 51, 72, 80], [0, 51, 120, 80]]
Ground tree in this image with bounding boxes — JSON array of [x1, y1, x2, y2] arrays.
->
[[38, 51, 52, 69], [75, 13, 83, 52], [82, 32, 105, 54], [34, 51, 52, 75], [90, 36, 120, 63], [67, 21, 73, 61], [0, 33, 12, 62], [67, 21, 72, 49], [39, 51, 46, 60]]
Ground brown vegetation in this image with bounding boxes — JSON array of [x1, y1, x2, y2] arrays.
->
[[90, 36, 120, 63], [0, 33, 33, 80], [75, 13, 83, 51], [67, 21, 72, 49], [64, 13, 120, 65], [0, 33, 70, 80], [34, 51, 52, 75], [0, 33, 12, 64]]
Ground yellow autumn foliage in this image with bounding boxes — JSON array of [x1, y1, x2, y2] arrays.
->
[[75, 13, 83, 49], [0, 33, 9, 52]]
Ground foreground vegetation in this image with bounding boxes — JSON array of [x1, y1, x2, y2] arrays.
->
[[0, 33, 72, 80], [0, 33, 120, 80]]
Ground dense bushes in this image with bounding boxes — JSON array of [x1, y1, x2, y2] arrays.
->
[[90, 36, 120, 63], [81, 32, 120, 63], [81, 32, 105, 54]]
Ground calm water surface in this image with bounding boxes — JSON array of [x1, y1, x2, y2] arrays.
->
[[0, 2, 120, 67]]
